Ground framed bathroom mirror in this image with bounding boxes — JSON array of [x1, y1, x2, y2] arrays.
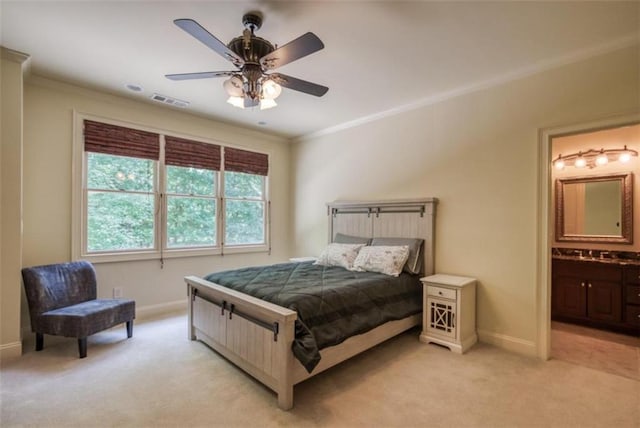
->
[[555, 172, 633, 243]]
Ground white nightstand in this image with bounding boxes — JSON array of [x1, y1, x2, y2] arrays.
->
[[419, 274, 477, 354], [288, 257, 317, 263]]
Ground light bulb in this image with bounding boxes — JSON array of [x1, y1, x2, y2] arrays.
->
[[595, 152, 608, 166], [227, 96, 245, 108], [223, 76, 244, 97], [260, 98, 277, 110], [619, 151, 632, 163], [574, 157, 587, 168], [261, 79, 282, 100], [554, 159, 565, 170]]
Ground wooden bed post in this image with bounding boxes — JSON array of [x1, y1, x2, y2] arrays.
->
[[276, 314, 296, 410], [187, 283, 196, 340]]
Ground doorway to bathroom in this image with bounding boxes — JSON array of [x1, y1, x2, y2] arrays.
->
[[541, 117, 639, 380]]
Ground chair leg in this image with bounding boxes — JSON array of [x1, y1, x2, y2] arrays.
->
[[35, 333, 44, 351], [78, 337, 87, 358], [126, 320, 133, 338]]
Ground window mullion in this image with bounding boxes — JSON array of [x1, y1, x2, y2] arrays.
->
[[219, 168, 225, 251], [159, 136, 166, 254]]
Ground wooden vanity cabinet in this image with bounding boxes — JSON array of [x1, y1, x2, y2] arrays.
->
[[552, 259, 623, 328], [623, 266, 640, 328]]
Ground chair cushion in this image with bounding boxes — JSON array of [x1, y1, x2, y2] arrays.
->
[[35, 299, 135, 338]]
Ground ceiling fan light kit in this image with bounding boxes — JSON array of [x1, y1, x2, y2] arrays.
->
[[166, 11, 328, 111]]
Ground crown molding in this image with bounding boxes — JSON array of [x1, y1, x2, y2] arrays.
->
[[295, 33, 639, 142]]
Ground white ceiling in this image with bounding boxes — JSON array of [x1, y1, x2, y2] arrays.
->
[[1, 1, 638, 139]]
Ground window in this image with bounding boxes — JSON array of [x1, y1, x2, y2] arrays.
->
[[166, 165, 217, 248], [76, 117, 269, 261], [224, 171, 265, 245], [86, 153, 156, 252], [223, 147, 269, 247]]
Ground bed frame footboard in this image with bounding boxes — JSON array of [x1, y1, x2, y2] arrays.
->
[[186, 275, 297, 410]]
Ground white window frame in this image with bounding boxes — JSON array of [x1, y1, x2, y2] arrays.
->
[[220, 169, 269, 253], [72, 112, 270, 263], [163, 164, 219, 251]]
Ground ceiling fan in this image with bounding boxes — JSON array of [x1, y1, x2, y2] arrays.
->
[[166, 12, 328, 109]]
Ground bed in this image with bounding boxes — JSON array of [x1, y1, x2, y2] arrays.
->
[[184, 198, 437, 409]]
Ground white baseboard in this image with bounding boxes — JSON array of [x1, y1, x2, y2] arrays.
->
[[477, 329, 537, 358], [135, 299, 187, 320], [0, 341, 23, 361]]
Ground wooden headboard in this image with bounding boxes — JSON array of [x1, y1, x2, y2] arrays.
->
[[326, 198, 438, 276]]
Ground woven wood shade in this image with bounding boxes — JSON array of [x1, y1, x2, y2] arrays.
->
[[165, 136, 221, 171], [84, 120, 160, 160], [224, 147, 269, 176]]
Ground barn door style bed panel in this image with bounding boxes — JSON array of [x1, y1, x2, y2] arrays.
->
[[185, 198, 437, 410]]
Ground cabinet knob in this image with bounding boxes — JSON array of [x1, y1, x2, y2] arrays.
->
[[438, 291, 443, 296], [581, 282, 585, 287], [588, 283, 592, 288]]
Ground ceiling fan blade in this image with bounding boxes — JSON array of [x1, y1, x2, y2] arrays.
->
[[260, 32, 324, 70], [174, 19, 244, 67], [270, 73, 328, 97], [165, 71, 235, 81]]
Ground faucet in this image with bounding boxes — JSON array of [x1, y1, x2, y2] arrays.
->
[[575, 250, 584, 258]]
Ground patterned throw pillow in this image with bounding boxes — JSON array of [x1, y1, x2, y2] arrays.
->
[[314, 243, 365, 270], [351, 245, 410, 277]]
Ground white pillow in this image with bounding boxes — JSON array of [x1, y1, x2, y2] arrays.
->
[[351, 245, 410, 277], [314, 243, 365, 270]]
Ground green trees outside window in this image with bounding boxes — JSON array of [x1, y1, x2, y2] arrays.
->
[[166, 166, 216, 248], [224, 171, 265, 245], [86, 153, 155, 252]]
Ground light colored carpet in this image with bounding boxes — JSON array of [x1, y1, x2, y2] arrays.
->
[[2, 312, 639, 428], [551, 321, 639, 381]]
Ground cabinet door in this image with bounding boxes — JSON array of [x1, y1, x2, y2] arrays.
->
[[587, 280, 622, 322], [552, 275, 586, 318], [426, 296, 456, 339]]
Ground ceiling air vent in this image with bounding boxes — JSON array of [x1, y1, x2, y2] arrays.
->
[[150, 93, 190, 108]]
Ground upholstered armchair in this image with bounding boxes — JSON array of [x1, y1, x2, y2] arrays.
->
[[21, 261, 135, 358]]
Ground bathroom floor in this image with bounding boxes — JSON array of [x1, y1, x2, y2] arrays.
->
[[551, 321, 639, 381]]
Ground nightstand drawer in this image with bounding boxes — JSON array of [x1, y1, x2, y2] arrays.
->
[[427, 285, 456, 300]]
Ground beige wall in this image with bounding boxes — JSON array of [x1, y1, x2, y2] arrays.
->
[[21, 76, 292, 324], [552, 124, 640, 251], [291, 46, 639, 355], [1, 48, 28, 359]]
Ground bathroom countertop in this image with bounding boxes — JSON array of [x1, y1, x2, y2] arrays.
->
[[552, 254, 640, 266]]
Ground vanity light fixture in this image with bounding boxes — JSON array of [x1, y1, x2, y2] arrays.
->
[[553, 145, 638, 170]]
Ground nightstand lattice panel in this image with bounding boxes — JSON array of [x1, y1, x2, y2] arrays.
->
[[428, 298, 456, 339]]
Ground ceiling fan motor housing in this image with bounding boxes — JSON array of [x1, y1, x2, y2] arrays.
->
[[228, 36, 274, 65]]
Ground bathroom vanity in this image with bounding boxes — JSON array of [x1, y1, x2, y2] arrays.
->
[[552, 254, 640, 333]]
